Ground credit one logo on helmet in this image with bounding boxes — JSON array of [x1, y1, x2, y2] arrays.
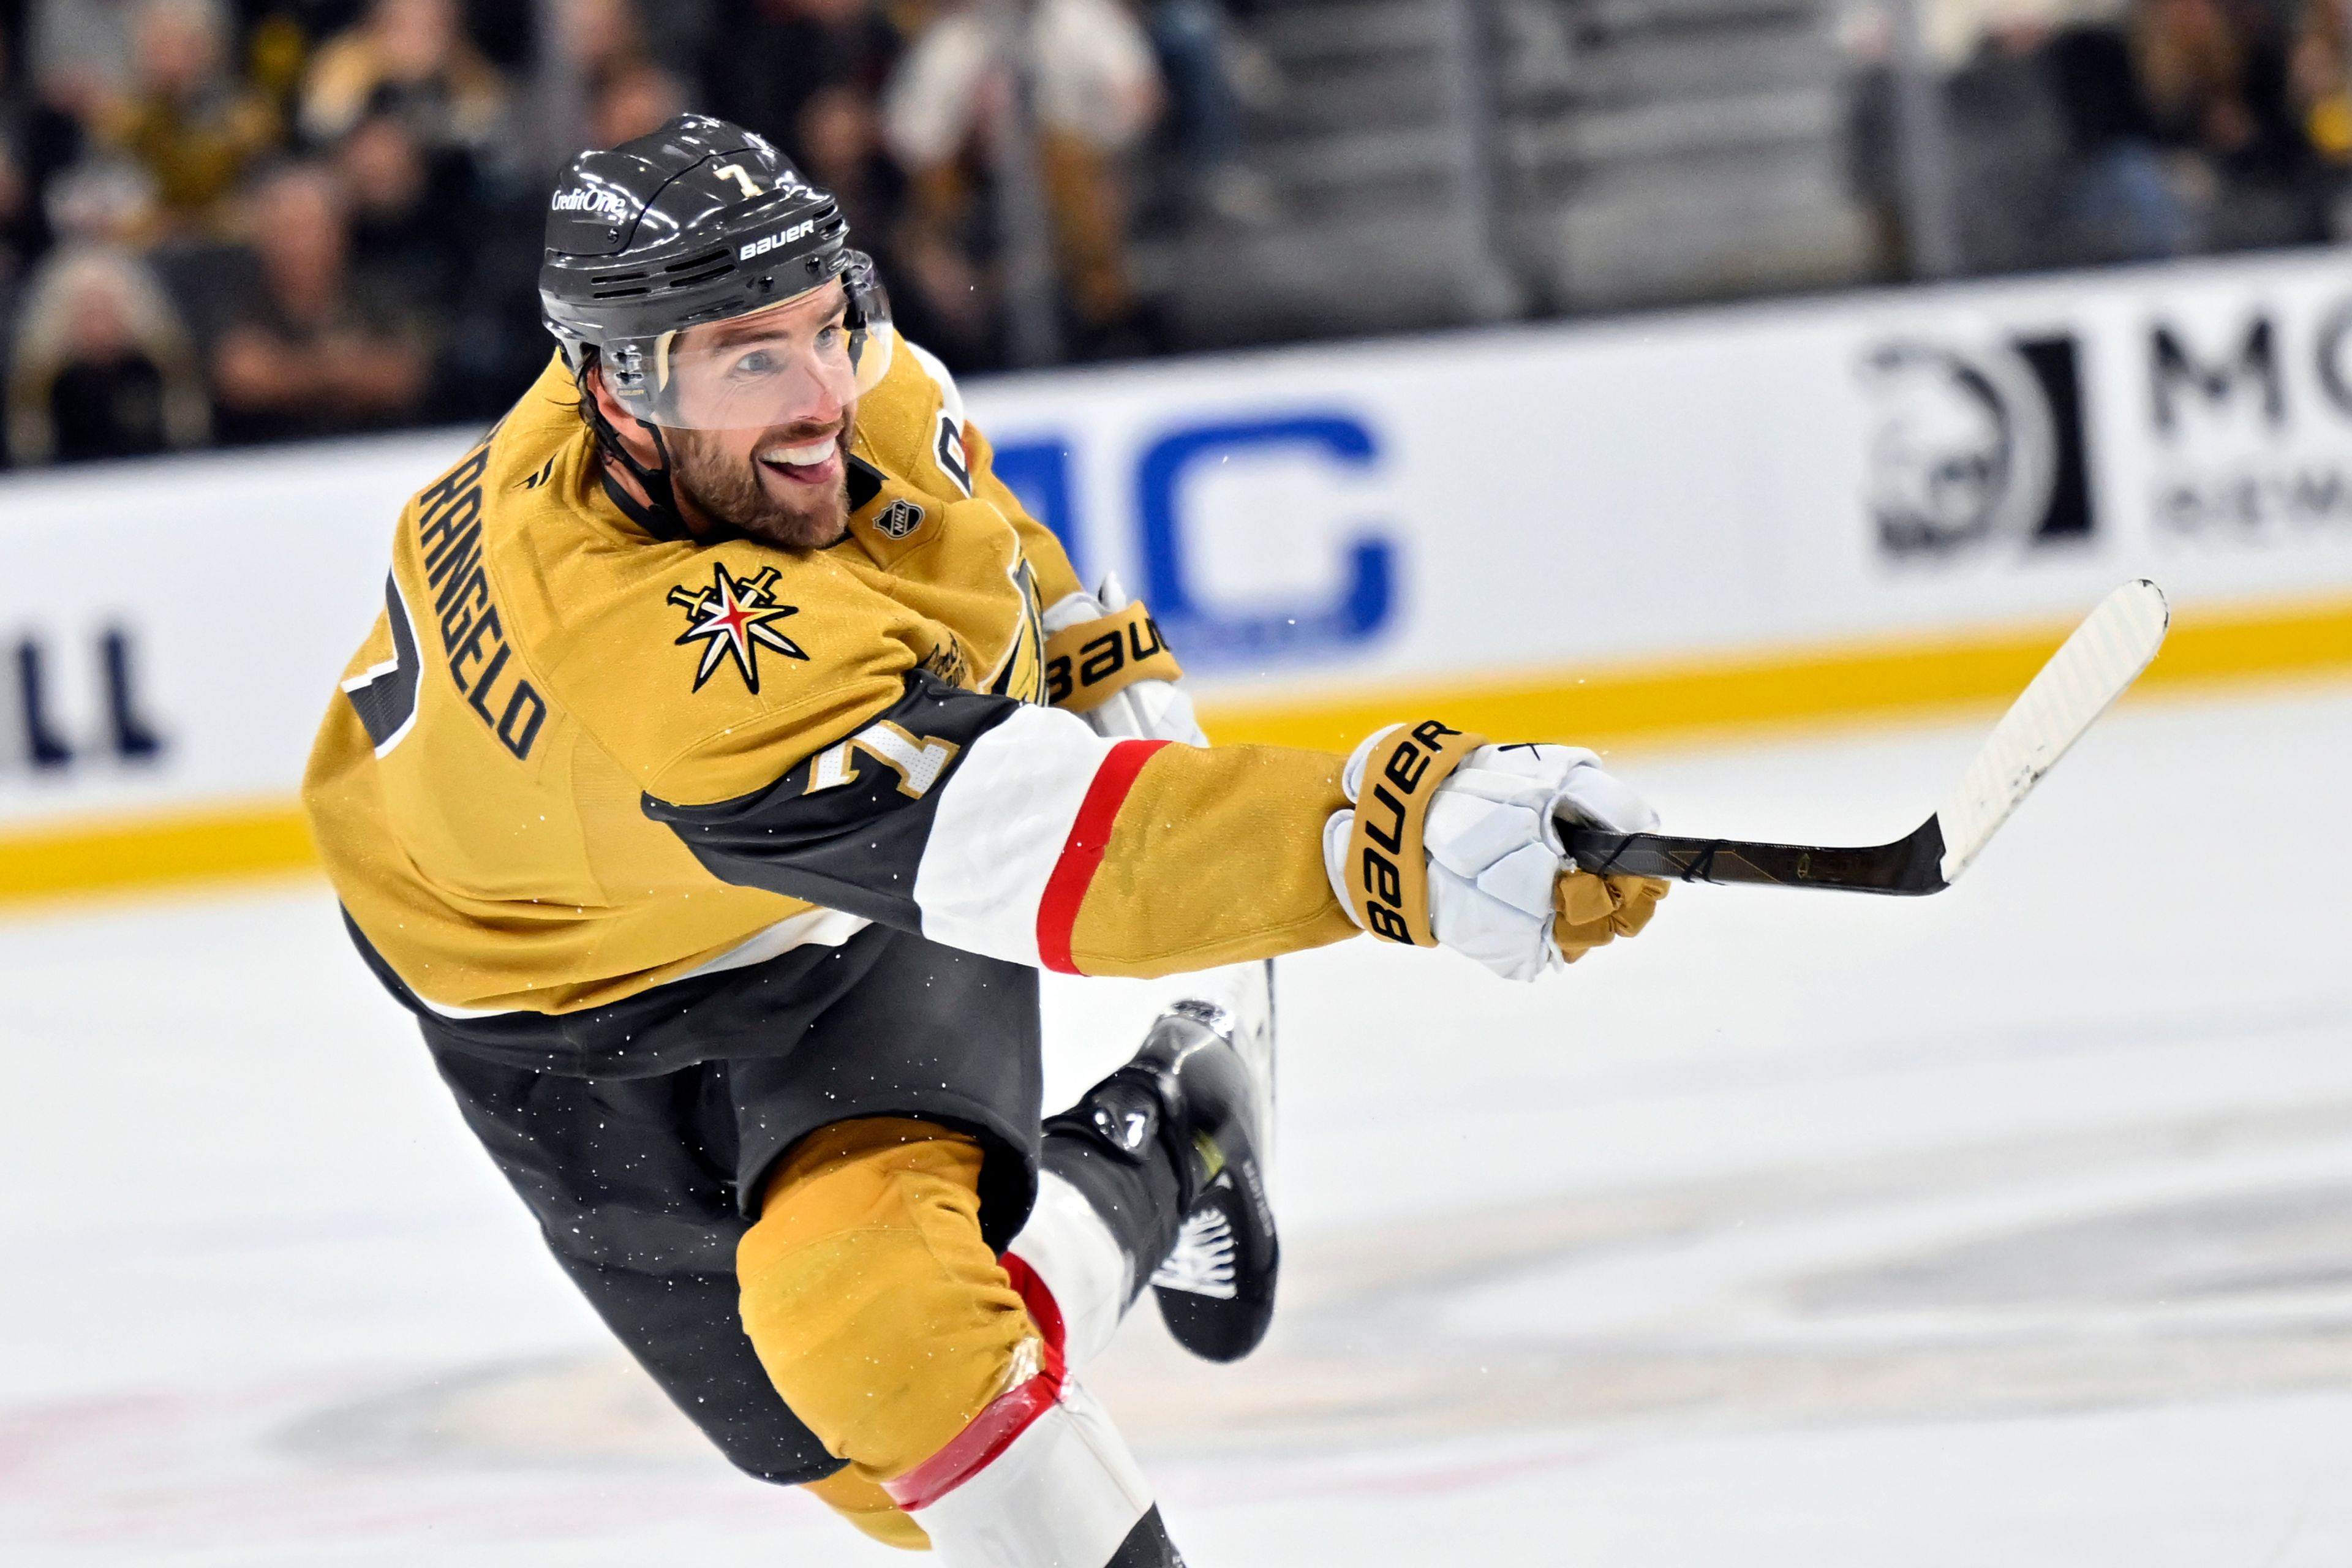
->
[[741, 220, 817, 262], [550, 186, 630, 219], [1858, 335, 2092, 559]]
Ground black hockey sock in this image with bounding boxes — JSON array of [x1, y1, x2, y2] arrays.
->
[[1040, 1112, 1185, 1306], [1108, 1505, 1186, 1566]]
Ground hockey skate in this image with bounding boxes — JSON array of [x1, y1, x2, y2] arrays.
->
[[1050, 963, 1280, 1363]]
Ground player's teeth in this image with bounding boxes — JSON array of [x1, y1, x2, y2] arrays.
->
[[763, 440, 834, 466]]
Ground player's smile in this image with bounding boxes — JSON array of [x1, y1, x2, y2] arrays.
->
[[757, 429, 844, 488]]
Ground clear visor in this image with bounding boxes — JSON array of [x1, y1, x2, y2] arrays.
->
[[616, 265, 893, 431]]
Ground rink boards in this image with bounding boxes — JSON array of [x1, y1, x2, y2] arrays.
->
[[2, 248, 2350, 899]]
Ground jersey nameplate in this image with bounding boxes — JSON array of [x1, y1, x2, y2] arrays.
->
[[417, 444, 548, 760]]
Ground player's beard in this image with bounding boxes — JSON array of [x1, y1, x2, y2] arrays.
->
[[666, 410, 858, 551]]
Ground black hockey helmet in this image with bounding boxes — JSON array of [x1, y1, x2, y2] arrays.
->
[[538, 113, 892, 432]]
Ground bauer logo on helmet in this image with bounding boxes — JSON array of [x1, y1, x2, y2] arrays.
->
[[741, 220, 818, 262]]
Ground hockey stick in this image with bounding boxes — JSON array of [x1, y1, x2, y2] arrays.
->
[[1560, 579, 2171, 895]]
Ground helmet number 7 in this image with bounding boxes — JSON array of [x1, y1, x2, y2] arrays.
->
[[712, 163, 763, 199]]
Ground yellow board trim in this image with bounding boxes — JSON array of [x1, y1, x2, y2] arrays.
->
[[0, 593, 2345, 910], [0, 799, 317, 907], [1197, 592, 2352, 753]]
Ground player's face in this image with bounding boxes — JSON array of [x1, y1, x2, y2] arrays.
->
[[662, 285, 861, 550]]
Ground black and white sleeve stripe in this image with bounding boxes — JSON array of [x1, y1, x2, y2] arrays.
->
[[341, 574, 422, 756], [643, 671, 1125, 967]]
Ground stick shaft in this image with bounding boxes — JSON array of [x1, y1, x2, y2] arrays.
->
[[1555, 582, 2168, 898], [1562, 820, 1948, 895]]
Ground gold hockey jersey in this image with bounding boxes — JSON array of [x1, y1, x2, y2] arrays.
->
[[303, 342, 1357, 1016]]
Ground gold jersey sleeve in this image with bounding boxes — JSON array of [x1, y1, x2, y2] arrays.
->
[[304, 346, 1357, 1017]]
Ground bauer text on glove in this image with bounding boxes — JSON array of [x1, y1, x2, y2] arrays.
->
[[1321, 722, 1667, 981]]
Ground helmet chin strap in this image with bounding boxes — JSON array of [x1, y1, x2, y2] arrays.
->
[[576, 352, 688, 535], [631, 417, 685, 521]]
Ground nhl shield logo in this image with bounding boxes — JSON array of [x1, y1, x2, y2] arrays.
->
[[873, 498, 925, 540]]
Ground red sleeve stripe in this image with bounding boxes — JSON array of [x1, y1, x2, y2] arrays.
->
[[1034, 737, 1168, 975]]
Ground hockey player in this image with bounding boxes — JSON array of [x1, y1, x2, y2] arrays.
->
[[302, 114, 1667, 1564]]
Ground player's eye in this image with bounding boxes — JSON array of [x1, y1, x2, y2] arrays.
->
[[731, 349, 777, 377]]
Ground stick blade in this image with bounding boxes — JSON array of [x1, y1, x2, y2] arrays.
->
[[1934, 579, 2169, 884]]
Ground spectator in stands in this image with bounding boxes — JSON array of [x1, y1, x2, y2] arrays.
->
[[7, 244, 209, 462], [237, 6, 321, 118], [333, 105, 459, 308], [2290, 0, 2352, 171], [17, 2, 138, 261], [207, 161, 429, 442], [592, 59, 688, 149], [794, 78, 994, 366], [2047, 22, 2190, 260], [1146, 0, 1276, 225], [298, 0, 507, 157], [559, 0, 649, 96], [26, 0, 142, 123], [883, 0, 1163, 353], [42, 159, 162, 250], [2131, 0, 2324, 243], [459, 0, 536, 72], [1932, 0, 2078, 272], [1853, 0, 2204, 273], [535, 0, 686, 151], [0, 135, 32, 293], [797, 81, 897, 239], [99, 0, 282, 238], [2135, 0, 2258, 153], [705, 0, 902, 164]]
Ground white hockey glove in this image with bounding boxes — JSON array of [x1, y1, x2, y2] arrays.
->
[[1041, 572, 1207, 746], [1321, 721, 1668, 982]]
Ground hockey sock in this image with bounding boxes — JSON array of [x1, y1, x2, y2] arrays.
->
[[1006, 1169, 1136, 1368], [1033, 1120, 1185, 1325]]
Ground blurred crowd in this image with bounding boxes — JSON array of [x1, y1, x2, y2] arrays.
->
[[1855, 0, 2352, 272], [0, 0, 1268, 467], [5, 0, 2352, 469]]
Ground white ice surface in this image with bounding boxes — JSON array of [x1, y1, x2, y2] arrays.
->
[[3, 682, 2349, 1564]]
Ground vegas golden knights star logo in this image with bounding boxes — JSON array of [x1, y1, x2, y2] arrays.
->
[[668, 562, 810, 693]]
